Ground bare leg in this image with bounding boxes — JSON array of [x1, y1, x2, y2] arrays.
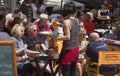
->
[[76, 62, 82, 76]]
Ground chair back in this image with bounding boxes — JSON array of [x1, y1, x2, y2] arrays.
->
[[98, 51, 120, 65], [87, 51, 120, 76], [98, 51, 120, 76]]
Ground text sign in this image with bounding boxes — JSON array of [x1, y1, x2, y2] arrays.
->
[[0, 41, 18, 76], [99, 51, 120, 65]]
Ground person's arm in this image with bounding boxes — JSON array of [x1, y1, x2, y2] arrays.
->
[[25, 49, 40, 58], [85, 44, 91, 63], [98, 9, 101, 17], [97, 9, 106, 19], [41, 43, 48, 51], [56, 20, 71, 40], [16, 55, 28, 62], [16, 44, 27, 55]]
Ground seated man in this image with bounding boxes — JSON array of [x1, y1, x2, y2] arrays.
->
[[22, 23, 53, 76], [86, 32, 117, 76], [103, 26, 120, 41]]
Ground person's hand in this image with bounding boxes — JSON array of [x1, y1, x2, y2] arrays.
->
[[51, 35, 57, 40], [28, 51, 40, 58], [48, 48, 55, 54], [24, 44, 28, 49], [25, 54, 29, 59], [22, 54, 29, 60]]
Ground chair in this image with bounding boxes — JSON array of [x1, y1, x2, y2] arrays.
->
[[53, 64, 62, 76], [87, 51, 120, 76]]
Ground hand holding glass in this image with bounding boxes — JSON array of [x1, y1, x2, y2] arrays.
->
[[52, 20, 57, 28], [35, 44, 40, 52]]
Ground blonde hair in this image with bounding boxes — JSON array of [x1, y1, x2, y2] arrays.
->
[[11, 24, 24, 39], [79, 26, 86, 36]]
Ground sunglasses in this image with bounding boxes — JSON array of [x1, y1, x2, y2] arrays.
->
[[33, 29, 37, 32]]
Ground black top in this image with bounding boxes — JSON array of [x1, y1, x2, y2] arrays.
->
[[62, 18, 79, 51], [22, 35, 42, 51]]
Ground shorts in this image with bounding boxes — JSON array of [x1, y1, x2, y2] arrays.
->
[[61, 47, 79, 65]]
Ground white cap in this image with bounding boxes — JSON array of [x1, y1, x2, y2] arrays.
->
[[40, 13, 48, 19]]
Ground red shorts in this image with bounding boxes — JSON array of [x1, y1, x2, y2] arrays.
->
[[61, 47, 79, 65]]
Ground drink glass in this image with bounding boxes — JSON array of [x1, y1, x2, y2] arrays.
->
[[52, 19, 57, 28], [35, 44, 40, 52]]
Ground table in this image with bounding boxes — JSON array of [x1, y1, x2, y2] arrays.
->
[[107, 43, 120, 51], [30, 54, 55, 76], [104, 39, 120, 51]]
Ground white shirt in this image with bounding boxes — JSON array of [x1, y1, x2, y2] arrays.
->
[[6, 13, 27, 25], [6, 13, 13, 25], [31, 3, 46, 19]]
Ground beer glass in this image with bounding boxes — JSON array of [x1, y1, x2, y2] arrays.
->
[[35, 44, 40, 52]]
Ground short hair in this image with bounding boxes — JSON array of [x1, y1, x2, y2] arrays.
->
[[11, 24, 24, 39], [34, 0, 44, 4], [36, 10, 41, 15], [13, 8, 21, 14], [12, 17, 22, 24], [84, 14, 91, 20], [25, 23, 35, 33], [40, 13, 48, 19], [62, 2, 76, 17], [76, 11, 81, 17]]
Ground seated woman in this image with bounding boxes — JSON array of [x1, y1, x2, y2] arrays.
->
[[10, 24, 36, 76], [98, 4, 110, 20], [97, 4, 111, 24], [76, 27, 88, 76]]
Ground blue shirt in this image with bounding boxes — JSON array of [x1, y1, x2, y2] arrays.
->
[[86, 41, 109, 62], [10, 37, 26, 57]]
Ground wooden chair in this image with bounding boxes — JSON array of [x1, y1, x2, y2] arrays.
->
[[87, 51, 120, 76]]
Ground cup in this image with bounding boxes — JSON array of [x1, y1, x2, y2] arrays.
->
[[35, 44, 40, 51], [52, 19, 57, 28]]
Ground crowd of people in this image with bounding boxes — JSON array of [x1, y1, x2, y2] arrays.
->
[[1, 0, 120, 76]]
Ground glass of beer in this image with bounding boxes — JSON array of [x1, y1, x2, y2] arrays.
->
[[52, 19, 57, 28], [35, 44, 40, 52]]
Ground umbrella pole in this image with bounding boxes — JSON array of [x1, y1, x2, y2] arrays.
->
[[60, 0, 63, 14]]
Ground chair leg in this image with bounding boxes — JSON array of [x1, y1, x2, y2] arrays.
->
[[54, 64, 62, 76]]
